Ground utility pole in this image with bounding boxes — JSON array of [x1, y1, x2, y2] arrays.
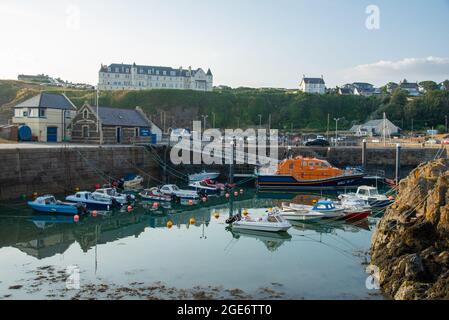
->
[[334, 117, 343, 147], [383, 112, 387, 147], [201, 115, 208, 130], [327, 113, 330, 140], [258, 114, 262, 130], [268, 114, 272, 131], [212, 112, 216, 128]]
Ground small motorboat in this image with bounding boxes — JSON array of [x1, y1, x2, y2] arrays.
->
[[227, 211, 291, 233], [279, 205, 325, 222], [337, 195, 372, 221], [287, 200, 345, 219], [188, 170, 220, 183], [65, 192, 121, 211], [188, 180, 222, 195], [159, 184, 200, 201], [28, 195, 86, 215], [92, 188, 136, 205], [139, 187, 172, 202], [119, 174, 144, 190], [341, 186, 394, 208]]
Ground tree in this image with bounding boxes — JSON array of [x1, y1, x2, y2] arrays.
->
[[419, 81, 438, 92]]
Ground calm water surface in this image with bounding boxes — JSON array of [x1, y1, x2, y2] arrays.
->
[[0, 190, 384, 300]]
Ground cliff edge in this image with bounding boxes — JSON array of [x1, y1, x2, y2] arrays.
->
[[371, 158, 449, 300]]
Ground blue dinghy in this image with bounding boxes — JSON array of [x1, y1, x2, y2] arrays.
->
[[28, 195, 86, 215]]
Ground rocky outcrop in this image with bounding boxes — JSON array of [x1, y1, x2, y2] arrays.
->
[[371, 158, 449, 300]]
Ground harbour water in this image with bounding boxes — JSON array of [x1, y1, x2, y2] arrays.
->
[[0, 190, 385, 300]]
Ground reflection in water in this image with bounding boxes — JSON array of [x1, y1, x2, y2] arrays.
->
[[227, 227, 292, 252], [0, 190, 384, 300]]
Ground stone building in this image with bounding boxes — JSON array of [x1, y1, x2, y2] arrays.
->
[[69, 103, 158, 144], [98, 62, 213, 92]]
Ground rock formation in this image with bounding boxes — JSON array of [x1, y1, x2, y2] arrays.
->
[[371, 158, 449, 300]]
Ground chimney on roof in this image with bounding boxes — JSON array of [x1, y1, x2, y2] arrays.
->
[[321, 75, 323, 79]]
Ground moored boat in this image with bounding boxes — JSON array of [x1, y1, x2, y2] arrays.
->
[[92, 188, 135, 205], [188, 180, 222, 195], [65, 192, 121, 211], [28, 195, 86, 215], [340, 186, 394, 208], [337, 195, 372, 221], [287, 200, 345, 219], [139, 187, 172, 202], [119, 174, 144, 190], [279, 206, 324, 222], [227, 211, 291, 233], [257, 156, 364, 191], [188, 170, 220, 183]]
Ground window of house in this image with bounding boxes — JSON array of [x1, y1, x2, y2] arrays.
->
[[82, 126, 89, 138], [39, 109, 46, 118], [135, 127, 140, 137], [23, 111, 28, 117], [83, 109, 89, 119], [14, 109, 22, 117]]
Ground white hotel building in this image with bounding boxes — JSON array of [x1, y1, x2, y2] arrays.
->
[[98, 63, 213, 92]]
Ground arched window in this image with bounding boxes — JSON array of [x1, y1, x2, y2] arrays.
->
[[83, 109, 89, 119]]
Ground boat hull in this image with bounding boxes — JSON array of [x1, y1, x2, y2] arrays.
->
[[65, 200, 111, 211], [232, 222, 291, 233], [340, 210, 372, 221], [257, 174, 365, 191], [28, 202, 79, 215], [280, 212, 322, 222]]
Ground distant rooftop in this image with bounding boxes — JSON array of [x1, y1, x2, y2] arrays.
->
[[94, 106, 150, 127], [100, 63, 212, 78], [15, 93, 76, 110]]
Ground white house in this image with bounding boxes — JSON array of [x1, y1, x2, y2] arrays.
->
[[98, 63, 213, 92], [12, 93, 77, 142], [299, 76, 326, 94], [350, 119, 400, 137]]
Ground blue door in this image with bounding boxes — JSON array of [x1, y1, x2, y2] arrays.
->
[[47, 127, 58, 142]]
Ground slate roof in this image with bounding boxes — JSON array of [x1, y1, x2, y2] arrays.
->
[[94, 107, 150, 127], [15, 93, 76, 110], [302, 77, 325, 84], [100, 63, 211, 78]]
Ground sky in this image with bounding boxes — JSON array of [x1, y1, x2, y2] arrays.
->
[[0, 0, 448, 88]]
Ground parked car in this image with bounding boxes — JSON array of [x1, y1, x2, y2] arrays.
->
[[305, 139, 330, 147], [441, 138, 449, 145], [426, 138, 440, 145]]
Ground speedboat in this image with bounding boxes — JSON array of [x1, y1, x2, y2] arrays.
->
[[341, 186, 394, 208], [139, 187, 172, 202], [286, 200, 345, 219], [257, 156, 364, 191], [188, 180, 222, 195], [92, 188, 136, 205], [337, 195, 372, 221], [188, 170, 220, 183], [65, 191, 121, 211], [119, 174, 144, 190], [159, 184, 200, 201], [227, 211, 291, 233], [279, 204, 325, 222], [28, 195, 86, 215]]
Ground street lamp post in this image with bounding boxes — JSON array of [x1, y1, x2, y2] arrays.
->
[[201, 115, 208, 130], [334, 117, 343, 147], [258, 114, 262, 129], [212, 112, 216, 128]]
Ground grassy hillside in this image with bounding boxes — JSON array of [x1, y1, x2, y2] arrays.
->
[[2, 80, 448, 131]]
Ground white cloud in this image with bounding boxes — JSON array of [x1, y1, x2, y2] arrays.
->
[[343, 57, 449, 85]]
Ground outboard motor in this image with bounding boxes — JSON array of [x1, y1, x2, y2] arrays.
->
[[76, 203, 87, 215], [126, 194, 134, 205], [225, 214, 242, 224], [111, 198, 121, 209]]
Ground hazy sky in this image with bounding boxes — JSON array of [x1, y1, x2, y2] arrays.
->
[[1, 0, 448, 88]]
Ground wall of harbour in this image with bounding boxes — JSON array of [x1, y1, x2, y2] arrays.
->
[[0, 144, 446, 201]]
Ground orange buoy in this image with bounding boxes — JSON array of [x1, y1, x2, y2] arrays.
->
[[74, 215, 80, 222], [95, 184, 101, 190], [225, 193, 230, 199], [243, 209, 249, 216], [75, 187, 80, 192], [188, 199, 194, 206], [127, 205, 133, 212], [202, 197, 208, 203], [153, 202, 160, 208], [189, 218, 196, 225], [234, 191, 239, 197], [167, 220, 173, 229], [92, 210, 98, 217], [214, 212, 220, 219]]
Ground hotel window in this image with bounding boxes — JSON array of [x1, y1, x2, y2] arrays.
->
[[39, 109, 46, 118]]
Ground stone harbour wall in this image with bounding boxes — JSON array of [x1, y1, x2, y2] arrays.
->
[[0, 146, 161, 200]]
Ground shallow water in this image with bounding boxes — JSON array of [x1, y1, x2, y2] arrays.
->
[[0, 190, 384, 300]]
